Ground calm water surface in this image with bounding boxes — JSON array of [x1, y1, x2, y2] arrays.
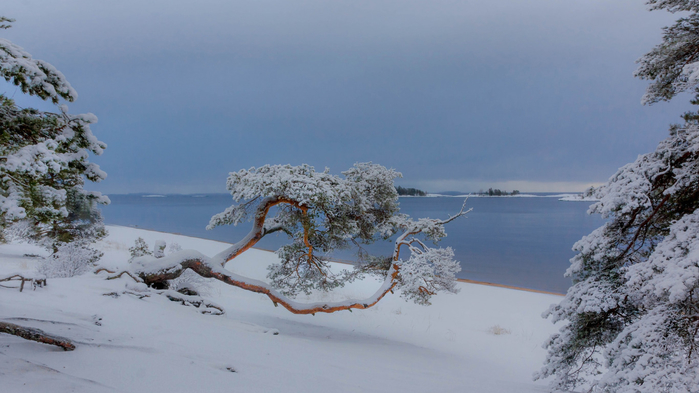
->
[[102, 195, 605, 294]]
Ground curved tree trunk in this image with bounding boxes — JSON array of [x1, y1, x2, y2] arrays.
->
[[212, 196, 304, 266], [114, 197, 470, 315], [128, 255, 400, 315]]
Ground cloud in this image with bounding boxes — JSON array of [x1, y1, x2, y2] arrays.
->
[[0, 0, 691, 194]]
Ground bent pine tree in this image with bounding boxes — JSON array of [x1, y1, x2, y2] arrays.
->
[[104, 163, 470, 314]]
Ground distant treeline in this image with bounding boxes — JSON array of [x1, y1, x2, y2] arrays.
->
[[395, 186, 427, 196], [477, 188, 520, 196]]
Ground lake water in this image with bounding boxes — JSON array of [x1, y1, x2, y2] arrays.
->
[[101, 194, 605, 294]]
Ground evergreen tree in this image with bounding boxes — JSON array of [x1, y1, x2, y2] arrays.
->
[[0, 18, 108, 250], [129, 237, 152, 261], [112, 163, 469, 314], [537, 1, 699, 391], [0, 15, 107, 352], [395, 185, 427, 196]]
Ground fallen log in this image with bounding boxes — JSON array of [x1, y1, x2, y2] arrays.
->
[[0, 321, 75, 351]]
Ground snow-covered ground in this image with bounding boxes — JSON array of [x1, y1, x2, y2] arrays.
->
[[1, 225, 561, 393]]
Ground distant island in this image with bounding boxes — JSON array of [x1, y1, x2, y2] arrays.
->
[[394, 187, 522, 197], [395, 186, 427, 196], [476, 188, 520, 196]]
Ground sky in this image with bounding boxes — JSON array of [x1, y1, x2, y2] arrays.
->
[[1, 0, 693, 193]]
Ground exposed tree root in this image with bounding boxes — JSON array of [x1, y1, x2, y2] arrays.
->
[[163, 290, 225, 315], [0, 321, 75, 351], [0, 274, 46, 292], [94, 268, 142, 282], [0, 274, 73, 350], [102, 290, 150, 299], [96, 270, 223, 314]]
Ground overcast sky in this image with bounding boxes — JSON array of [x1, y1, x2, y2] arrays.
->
[[1, 0, 692, 193]]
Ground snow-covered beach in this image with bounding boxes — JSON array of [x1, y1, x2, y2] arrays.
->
[[1, 225, 561, 393]]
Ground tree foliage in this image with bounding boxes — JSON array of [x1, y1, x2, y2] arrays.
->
[[395, 186, 427, 196], [537, 1, 699, 391], [0, 16, 107, 351], [477, 188, 520, 196], [107, 163, 469, 314], [0, 19, 108, 250], [0, 22, 77, 104], [129, 237, 152, 261]]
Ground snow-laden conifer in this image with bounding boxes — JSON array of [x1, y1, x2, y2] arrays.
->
[[129, 237, 152, 262], [0, 20, 108, 350], [105, 163, 469, 314], [538, 3, 699, 389], [637, 1, 699, 104], [0, 18, 108, 252], [537, 122, 699, 391]]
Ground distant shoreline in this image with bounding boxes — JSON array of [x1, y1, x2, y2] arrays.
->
[[397, 193, 598, 202], [108, 192, 597, 202]]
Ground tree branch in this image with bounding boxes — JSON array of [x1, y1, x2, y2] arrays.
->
[[440, 198, 472, 225], [0, 321, 75, 351], [620, 193, 671, 259], [0, 273, 46, 292]]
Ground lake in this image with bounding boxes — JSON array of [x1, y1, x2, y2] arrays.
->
[[101, 194, 605, 294]]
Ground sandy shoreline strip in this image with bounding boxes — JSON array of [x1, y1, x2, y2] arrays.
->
[[110, 225, 565, 297], [454, 278, 564, 296]]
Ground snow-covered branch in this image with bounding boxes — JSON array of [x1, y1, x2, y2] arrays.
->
[[0, 38, 77, 104], [539, 120, 699, 391]]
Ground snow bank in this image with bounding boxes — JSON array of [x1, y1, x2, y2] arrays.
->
[[0, 225, 561, 393]]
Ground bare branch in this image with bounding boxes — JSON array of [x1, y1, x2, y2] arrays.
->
[[439, 198, 472, 225], [0, 273, 46, 292]]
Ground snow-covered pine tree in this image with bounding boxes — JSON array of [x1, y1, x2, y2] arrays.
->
[[128, 237, 152, 261], [0, 16, 108, 351], [0, 17, 108, 250], [107, 163, 469, 314], [16, 188, 108, 253], [536, 1, 699, 392]]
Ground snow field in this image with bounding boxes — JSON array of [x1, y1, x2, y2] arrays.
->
[[0, 225, 561, 393]]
